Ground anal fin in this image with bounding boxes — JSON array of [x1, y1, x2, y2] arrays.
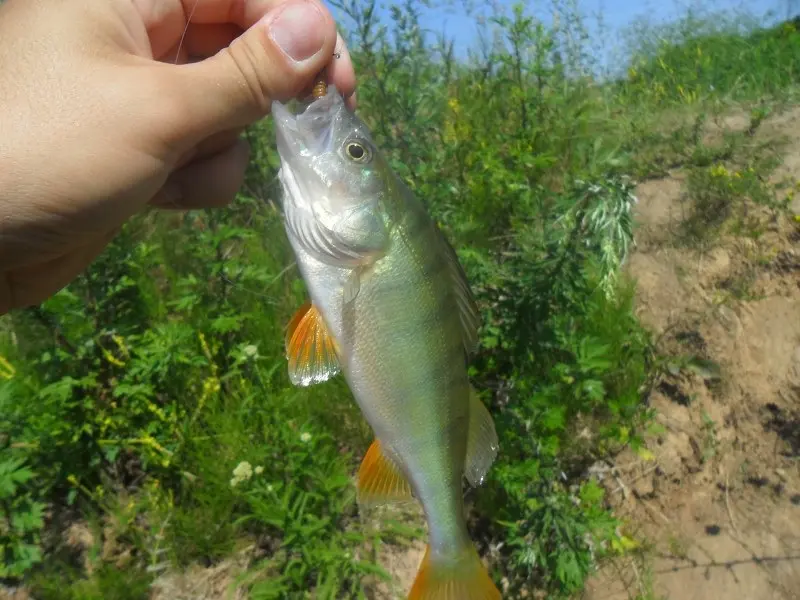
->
[[465, 387, 499, 488], [357, 439, 414, 507], [285, 302, 341, 387]]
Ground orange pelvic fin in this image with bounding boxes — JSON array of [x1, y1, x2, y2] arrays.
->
[[357, 439, 414, 507], [285, 301, 340, 387], [408, 544, 502, 599]]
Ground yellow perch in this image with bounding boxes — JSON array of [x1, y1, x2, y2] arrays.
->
[[272, 84, 501, 600]]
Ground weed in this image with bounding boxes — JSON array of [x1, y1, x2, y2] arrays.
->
[[700, 411, 719, 464], [679, 162, 778, 247], [0, 454, 46, 578]]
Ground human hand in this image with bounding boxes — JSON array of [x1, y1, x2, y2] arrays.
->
[[0, 0, 355, 314]]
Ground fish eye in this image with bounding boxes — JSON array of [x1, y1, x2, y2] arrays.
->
[[344, 140, 372, 163]]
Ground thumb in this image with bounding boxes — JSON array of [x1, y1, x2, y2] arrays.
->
[[168, 0, 337, 140]]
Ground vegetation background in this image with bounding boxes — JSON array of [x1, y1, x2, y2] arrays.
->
[[1, 0, 798, 598]]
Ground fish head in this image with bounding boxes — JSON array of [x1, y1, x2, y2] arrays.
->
[[272, 86, 390, 266]]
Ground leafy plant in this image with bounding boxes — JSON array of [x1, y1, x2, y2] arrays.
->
[[0, 455, 45, 578], [680, 162, 779, 246]]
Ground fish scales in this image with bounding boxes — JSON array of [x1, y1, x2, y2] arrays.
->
[[345, 197, 471, 550]]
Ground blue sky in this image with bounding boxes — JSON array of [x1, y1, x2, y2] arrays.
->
[[329, 0, 789, 70]]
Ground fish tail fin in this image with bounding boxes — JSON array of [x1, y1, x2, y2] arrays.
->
[[408, 544, 501, 600]]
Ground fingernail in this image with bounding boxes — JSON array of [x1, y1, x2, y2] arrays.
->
[[268, 0, 328, 62]]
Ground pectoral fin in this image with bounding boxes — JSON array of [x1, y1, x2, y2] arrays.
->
[[285, 302, 341, 387], [357, 439, 414, 507], [343, 268, 361, 304], [464, 387, 499, 488]]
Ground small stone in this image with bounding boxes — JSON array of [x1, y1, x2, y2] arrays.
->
[[705, 524, 721, 536]]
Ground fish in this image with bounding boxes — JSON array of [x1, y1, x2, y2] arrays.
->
[[272, 83, 501, 600]]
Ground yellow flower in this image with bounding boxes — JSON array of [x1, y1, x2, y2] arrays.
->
[[0, 354, 15, 380], [198, 332, 218, 375], [111, 334, 130, 359], [710, 164, 729, 178], [102, 348, 125, 368]]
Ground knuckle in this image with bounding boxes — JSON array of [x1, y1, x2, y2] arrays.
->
[[222, 36, 297, 114]]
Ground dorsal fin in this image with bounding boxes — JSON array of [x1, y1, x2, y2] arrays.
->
[[434, 226, 481, 355]]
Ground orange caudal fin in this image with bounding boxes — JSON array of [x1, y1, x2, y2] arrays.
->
[[408, 544, 501, 600], [357, 439, 414, 507]]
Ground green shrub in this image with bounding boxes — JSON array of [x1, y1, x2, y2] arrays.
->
[[0, 454, 45, 578]]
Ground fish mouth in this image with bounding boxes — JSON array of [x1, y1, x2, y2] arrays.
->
[[272, 84, 345, 159], [272, 85, 347, 213]]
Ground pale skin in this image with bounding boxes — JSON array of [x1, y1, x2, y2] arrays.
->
[[0, 0, 357, 315]]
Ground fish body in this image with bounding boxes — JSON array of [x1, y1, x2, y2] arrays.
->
[[273, 86, 500, 600]]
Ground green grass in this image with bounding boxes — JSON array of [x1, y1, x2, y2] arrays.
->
[[2, 1, 799, 598]]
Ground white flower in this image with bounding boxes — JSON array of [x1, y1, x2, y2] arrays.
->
[[300, 432, 312, 443], [230, 461, 254, 487], [233, 461, 253, 479], [254, 465, 264, 475]]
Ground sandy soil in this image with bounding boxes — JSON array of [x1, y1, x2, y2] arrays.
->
[[581, 106, 800, 600]]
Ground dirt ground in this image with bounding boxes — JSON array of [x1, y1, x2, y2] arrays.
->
[[581, 107, 800, 600]]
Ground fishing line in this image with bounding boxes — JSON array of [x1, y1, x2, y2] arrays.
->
[[220, 262, 298, 302], [166, 3, 338, 301], [174, 0, 200, 66], [168, 0, 291, 302]]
